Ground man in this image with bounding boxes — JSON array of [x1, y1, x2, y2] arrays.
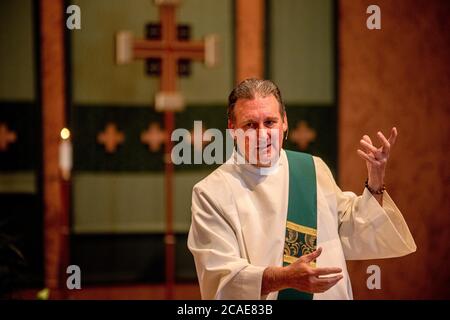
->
[[187, 79, 416, 300]]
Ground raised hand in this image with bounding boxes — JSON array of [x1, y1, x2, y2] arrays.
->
[[357, 127, 398, 191]]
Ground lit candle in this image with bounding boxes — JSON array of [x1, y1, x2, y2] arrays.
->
[[59, 128, 72, 180]]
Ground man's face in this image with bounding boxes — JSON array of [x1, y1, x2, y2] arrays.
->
[[228, 94, 288, 167]]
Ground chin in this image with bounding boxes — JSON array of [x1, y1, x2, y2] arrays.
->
[[256, 146, 280, 167]]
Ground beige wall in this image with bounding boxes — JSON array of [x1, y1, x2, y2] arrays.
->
[[72, 0, 233, 105], [0, 0, 35, 101], [339, 0, 450, 298]]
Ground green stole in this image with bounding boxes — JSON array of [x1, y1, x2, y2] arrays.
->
[[278, 150, 317, 300]]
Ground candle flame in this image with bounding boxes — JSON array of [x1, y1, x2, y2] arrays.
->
[[61, 128, 71, 140]]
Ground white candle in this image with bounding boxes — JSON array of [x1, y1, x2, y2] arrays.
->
[[59, 128, 73, 180]]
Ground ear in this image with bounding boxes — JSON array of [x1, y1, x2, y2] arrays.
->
[[228, 119, 234, 130], [228, 119, 236, 140], [282, 113, 288, 132]]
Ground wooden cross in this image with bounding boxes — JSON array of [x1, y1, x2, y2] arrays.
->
[[141, 122, 167, 152], [97, 122, 125, 153], [290, 120, 317, 150], [115, 0, 218, 299], [116, 1, 218, 112], [0, 123, 17, 152]]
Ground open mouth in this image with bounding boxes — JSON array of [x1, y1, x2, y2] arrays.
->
[[256, 143, 271, 151]]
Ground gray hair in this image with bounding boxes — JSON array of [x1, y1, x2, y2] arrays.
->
[[227, 78, 286, 122]]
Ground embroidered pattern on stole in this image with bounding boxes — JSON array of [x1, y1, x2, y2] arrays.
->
[[283, 221, 317, 266]]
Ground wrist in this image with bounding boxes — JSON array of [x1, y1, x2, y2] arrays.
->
[[261, 266, 288, 295], [367, 175, 383, 187], [365, 178, 386, 195], [367, 169, 384, 188]]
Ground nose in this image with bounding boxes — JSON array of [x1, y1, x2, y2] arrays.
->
[[256, 122, 269, 133], [256, 126, 269, 144], [257, 122, 266, 131]]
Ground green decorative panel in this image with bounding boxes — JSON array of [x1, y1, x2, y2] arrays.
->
[[0, 102, 39, 172], [284, 105, 337, 175], [0, 1, 42, 287], [73, 170, 210, 233], [71, 0, 233, 105], [73, 105, 165, 172], [0, 0, 35, 101], [269, 0, 334, 104], [174, 105, 231, 171], [73, 104, 230, 172], [73, 173, 165, 233], [0, 172, 36, 194], [0, 0, 38, 194]]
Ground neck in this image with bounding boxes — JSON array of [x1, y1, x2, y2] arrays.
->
[[234, 148, 282, 176]]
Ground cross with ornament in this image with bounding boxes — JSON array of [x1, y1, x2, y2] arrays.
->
[[115, 0, 218, 299], [97, 123, 125, 154], [290, 120, 317, 150], [0, 123, 17, 152]]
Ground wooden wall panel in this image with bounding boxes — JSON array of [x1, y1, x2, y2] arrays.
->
[[339, 0, 450, 299]]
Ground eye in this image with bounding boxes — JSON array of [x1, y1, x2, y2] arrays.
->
[[264, 120, 276, 127]]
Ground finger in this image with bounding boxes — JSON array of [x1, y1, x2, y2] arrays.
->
[[301, 247, 322, 263], [313, 267, 342, 276], [357, 149, 381, 165], [313, 275, 343, 292], [360, 139, 378, 153], [388, 127, 397, 146], [363, 135, 373, 145], [315, 275, 344, 292], [377, 131, 391, 153], [315, 274, 343, 284]]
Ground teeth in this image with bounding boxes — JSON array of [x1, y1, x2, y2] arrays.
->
[[257, 145, 271, 151]]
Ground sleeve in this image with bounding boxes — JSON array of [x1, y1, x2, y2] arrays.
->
[[315, 157, 417, 260], [187, 183, 266, 300]]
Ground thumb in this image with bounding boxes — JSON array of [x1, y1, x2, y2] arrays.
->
[[301, 247, 322, 263]]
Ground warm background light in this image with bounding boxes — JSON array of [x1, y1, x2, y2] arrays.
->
[[60, 128, 70, 140]]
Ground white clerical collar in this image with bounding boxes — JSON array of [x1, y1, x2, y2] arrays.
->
[[232, 148, 282, 176]]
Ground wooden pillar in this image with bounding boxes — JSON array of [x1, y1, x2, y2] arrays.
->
[[235, 0, 265, 82], [160, 4, 177, 301], [339, 0, 450, 298], [39, 0, 68, 293]]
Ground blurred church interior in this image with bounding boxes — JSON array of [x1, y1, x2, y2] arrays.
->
[[0, 0, 448, 299]]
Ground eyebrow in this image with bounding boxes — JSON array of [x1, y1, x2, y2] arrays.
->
[[239, 118, 256, 125], [241, 116, 279, 123]]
